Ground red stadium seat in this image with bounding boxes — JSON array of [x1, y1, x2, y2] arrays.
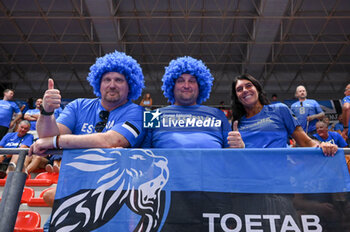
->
[[14, 211, 43, 232], [0, 173, 30, 186], [26, 172, 59, 186], [0, 187, 34, 204], [27, 187, 54, 207]]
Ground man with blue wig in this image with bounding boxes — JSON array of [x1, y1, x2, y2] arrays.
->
[[142, 56, 243, 148], [30, 50, 145, 154]]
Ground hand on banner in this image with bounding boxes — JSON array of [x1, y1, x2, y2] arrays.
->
[[319, 142, 338, 156], [29, 137, 54, 156], [42, 78, 61, 113], [227, 120, 245, 148]]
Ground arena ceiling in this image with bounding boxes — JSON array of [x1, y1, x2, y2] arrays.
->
[[0, 0, 349, 104]]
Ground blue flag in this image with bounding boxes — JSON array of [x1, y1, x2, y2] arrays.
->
[[51, 148, 350, 231]]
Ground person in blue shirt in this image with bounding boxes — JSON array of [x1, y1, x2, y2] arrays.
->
[[28, 51, 147, 228], [0, 89, 22, 140], [0, 120, 33, 177], [334, 113, 344, 134], [313, 121, 348, 147], [142, 56, 241, 148], [290, 85, 325, 135], [228, 74, 337, 156], [342, 83, 350, 141], [29, 50, 146, 154], [24, 98, 42, 139]]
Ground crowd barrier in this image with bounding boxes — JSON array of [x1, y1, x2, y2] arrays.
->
[[0, 148, 349, 232]]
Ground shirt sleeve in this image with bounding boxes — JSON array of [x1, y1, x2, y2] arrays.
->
[[57, 100, 78, 132], [12, 102, 21, 114], [111, 105, 145, 147], [313, 100, 323, 114], [342, 96, 350, 105], [279, 104, 300, 136]]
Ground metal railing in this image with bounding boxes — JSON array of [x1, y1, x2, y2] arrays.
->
[[0, 148, 62, 232], [0, 148, 349, 232]]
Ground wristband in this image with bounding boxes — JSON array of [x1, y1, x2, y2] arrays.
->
[[40, 104, 54, 116], [56, 135, 62, 149], [52, 136, 57, 149], [344, 126, 349, 129]]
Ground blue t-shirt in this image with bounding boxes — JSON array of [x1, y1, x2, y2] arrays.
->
[[54, 107, 63, 119], [342, 95, 350, 137], [0, 100, 21, 128], [142, 105, 231, 148], [239, 103, 299, 148], [25, 108, 40, 130], [0, 132, 34, 148], [57, 98, 145, 147], [291, 99, 323, 133], [334, 122, 344, 132], [312, 131, 348, 148]]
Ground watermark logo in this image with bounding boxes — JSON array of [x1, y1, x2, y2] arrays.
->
[[144, 109, 162, 128]]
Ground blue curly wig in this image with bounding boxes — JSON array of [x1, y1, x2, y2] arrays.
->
[[161, 56, 214, 104], [87, 50, 144, 100]]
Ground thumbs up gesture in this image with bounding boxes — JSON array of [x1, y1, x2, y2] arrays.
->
[[42, 78, 61, 113], [227, 120, 245, 148]]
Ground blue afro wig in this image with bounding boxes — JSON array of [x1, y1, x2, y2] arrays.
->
[[161, 56, 214, 104], [87, 50, 144, 100]]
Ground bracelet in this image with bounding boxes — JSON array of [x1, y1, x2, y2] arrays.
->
[[344, 126, 349, 129], [56, 135, 61, 149], [52, 136, 57, 149], [40, 104, 54, 116]]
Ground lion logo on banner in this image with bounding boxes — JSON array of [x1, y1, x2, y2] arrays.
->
[[50, 149, 169, 232]]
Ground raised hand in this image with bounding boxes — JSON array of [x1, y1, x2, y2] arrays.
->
[[227, 120, 245, 148], [42, 78, 61, 113]]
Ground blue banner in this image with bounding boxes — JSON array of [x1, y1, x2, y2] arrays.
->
[[50, 148, 350, 231]]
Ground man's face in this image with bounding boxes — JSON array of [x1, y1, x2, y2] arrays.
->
[[100, 72, 129, 106], [35, 98, 43, 109], [345, 84, 350, 96], [4, 90, 14, 100], [316, 122, 328, 139], [17, 123, 30, 137], [173, 74, 199, 106], [295, 86, 307, 99]]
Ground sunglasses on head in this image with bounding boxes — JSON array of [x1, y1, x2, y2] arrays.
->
[[95, 110, 110, 132]]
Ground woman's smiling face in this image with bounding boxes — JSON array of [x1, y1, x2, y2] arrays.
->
[[235, 79, 259, 108]]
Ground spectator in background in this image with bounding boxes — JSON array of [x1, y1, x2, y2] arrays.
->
[[271, 93, 281, 104], [0, 120, 33, 178], [342, 83, 350, 142], [24, 98, 42, 139], [0, 89, 22, 140], [20, 97, 34, 117], [291, 85, 325, 135], [140, 92, 153, 110], [334, 113, 345, 135], [321, 115, 335, 131], [313, 120, 348, 148], [229, 74, 337, 156]]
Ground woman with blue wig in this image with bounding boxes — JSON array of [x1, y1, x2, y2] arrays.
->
[[142, 56, 243, 148]]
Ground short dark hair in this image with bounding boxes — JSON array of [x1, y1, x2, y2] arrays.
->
[[231, 74, 270, 122], [3, 89, 14, 94]]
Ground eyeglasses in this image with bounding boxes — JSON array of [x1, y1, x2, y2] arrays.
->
[[95, 110, 110, 132]]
